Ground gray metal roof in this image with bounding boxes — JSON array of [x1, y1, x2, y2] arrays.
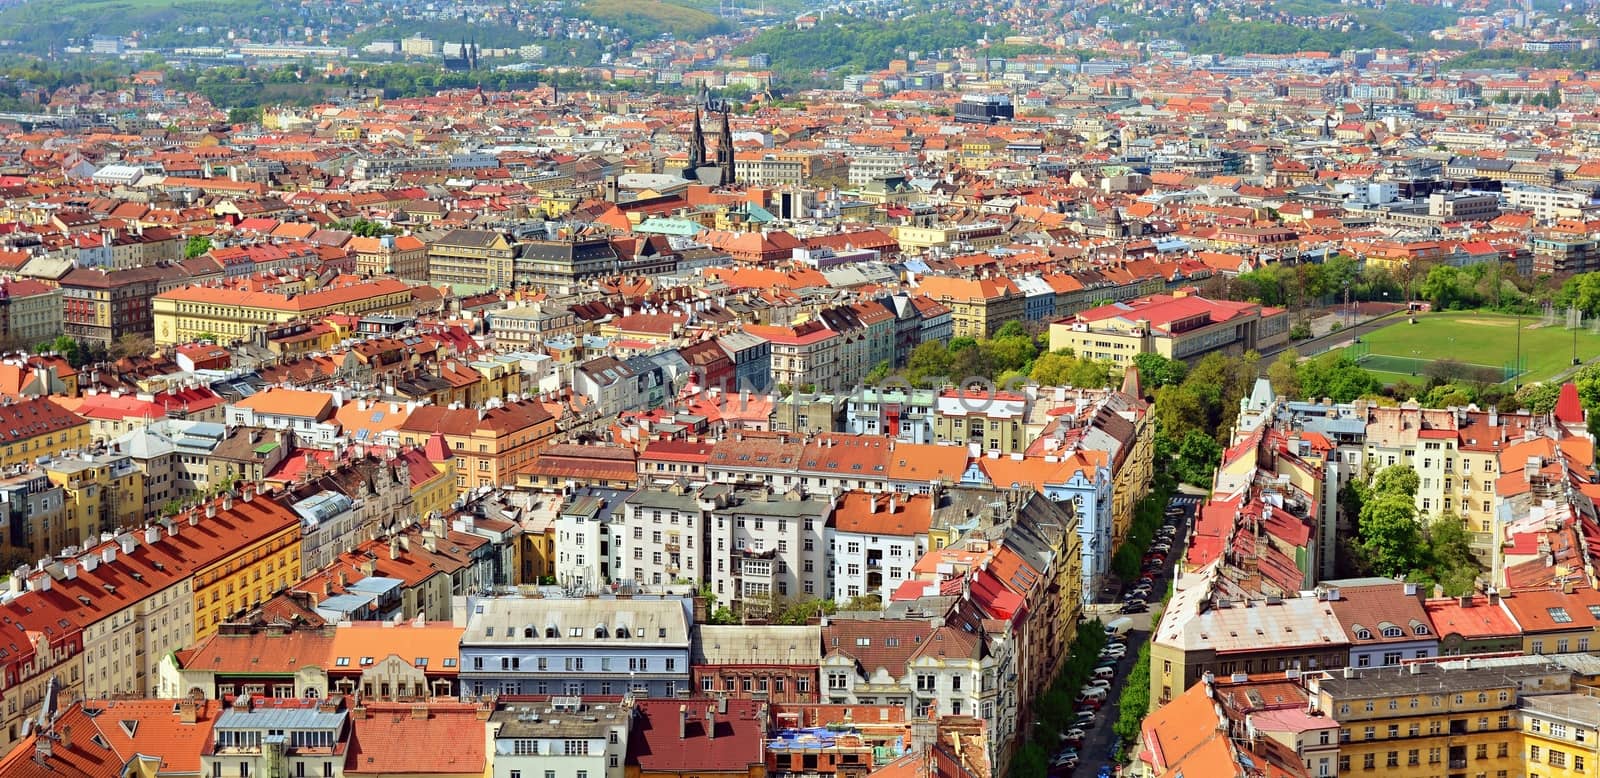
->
[[215, 708, 347, 731]]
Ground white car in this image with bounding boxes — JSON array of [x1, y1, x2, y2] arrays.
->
[[1086, 678, 1113, 689], [1100, 646, 1127, 659]]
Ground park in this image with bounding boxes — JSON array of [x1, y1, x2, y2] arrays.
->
[[1342, 310, 1600, 385]]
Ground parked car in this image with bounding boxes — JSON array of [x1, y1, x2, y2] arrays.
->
[[1100, 646, 1127, 659], [1086, 678, 1113, 689], [1121, 601, 1148, 614], [1063, 728, 1087, 742]]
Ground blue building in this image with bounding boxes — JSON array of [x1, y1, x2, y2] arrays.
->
[[458, 595, 693, 699]]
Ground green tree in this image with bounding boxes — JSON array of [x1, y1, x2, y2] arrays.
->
[[36, 334, 80, 366], [1298, 353, 1382, 402], [183, 235, 212, 259], [1422, 515, 1480, 596], [1153, 384, 1208, 440], [1359, 492, 1425, 577], [1370, 464, 1420, 498], [1267, 349, 1302, 398], [906, 341, 952, 385], [1171, 429, 1222, 487], [1029, 351, 1079, 386], [1132, 352, 1187, 389], [708, 606, 738, 625]]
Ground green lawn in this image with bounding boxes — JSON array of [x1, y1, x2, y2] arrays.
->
[[1343, 311, 1600, 385]]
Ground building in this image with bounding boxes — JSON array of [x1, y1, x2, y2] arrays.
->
[[489, 697, 633, 778], [691, 625, 821, 703], [397, 399, 559, 493], [912, 276, 1024, 339], [624, 698, 767, 778], [427, 229, 516, 289], [153, 278, 414, 346], [0, 280, 62, 347], [1520, 692, 1600, 778], [59, 265, 188, 347], [202, 697, 351, 778], [1049, 290, 1290, 366], [513, 236, 624, 294], [1311, 660, 1554, 778], [188, 486, 305, 639], [0, 397, 91, 476], [830, 492, 932, 604], [348, 234, 429, 280], [1150, 589, 1351, 708], [457, 595, 693, 698]]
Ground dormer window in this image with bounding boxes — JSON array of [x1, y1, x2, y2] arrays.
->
[[1382, 627, 1403, 638], [595, 625, 608, 638], [545, 626, 558, 638], [616, 627, 630, 639], [1355, 629, 1373, 641]]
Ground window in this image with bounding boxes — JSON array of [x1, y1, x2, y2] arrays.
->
[[1552, 722, 1568, 738], [1363, 754, 1375, 770], [1386, 751, 1398, 768], [1577, 755, 1586, 772], [1337, 756, 1350, 773], [563, 740, 589, 756], [1530, 745, 1542, 763], [1549, 750, 1567, 769]]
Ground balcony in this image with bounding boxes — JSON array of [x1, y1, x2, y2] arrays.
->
[[1448, 759, 1466, 770], [665, 541, 680, 552]]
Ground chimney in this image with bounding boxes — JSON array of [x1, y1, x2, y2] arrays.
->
[[410, 704, 429, 720], [178, 700, 198, 724], [1488, 588, 1500, 606], [390, 537, 402, 560], [705, 707, 715, 740], [678, 705, 688, 739]]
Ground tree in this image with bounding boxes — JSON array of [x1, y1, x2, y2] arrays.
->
[[1152, 384, 1208, 440], [1267, 349, 1302, 398], [982, 333, 1038, 376], [1422, 515, 1480, 596], [1132, 352, 1187, 389], [1358, 492, 1425, 577], [1171, 429, 1222, 487], [110, 333, 153, 360], [183, 235, 212, 259], [708, 606, 738, 625], [1029, 351, 1079, 386], [226, 106, 261, 125], [906, 341, 952, 385], [1298, 353, 1382, 402], [1370, 464, 1420, 498], [35, 334, 80, 366]]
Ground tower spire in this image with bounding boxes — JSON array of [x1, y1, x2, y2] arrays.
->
[[686, 107, 706, 179], [718, 102, 735, 186]]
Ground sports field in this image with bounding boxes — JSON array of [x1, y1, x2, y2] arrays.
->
[[1343, 311, 1600, 385]]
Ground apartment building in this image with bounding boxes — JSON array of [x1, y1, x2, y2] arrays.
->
[[1311, 662, 1549, 778], [457, 596, 692, 698], [397, 399, 559, 494], [830, 491, 931, 604], [489, 698, 632, 778], [427, 229, 516, 289], [690, 625, 821, 703], [913, 276, 1025, 339]]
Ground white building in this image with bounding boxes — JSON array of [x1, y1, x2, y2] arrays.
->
[[554, 488, 628, 592], [489, 697, 632, 778], [829, 491, 933, 603]]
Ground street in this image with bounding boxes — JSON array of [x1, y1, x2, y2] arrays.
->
[[1064, 493, 1199, 773]]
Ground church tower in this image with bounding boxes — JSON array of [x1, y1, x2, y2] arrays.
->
[[717, 104, 735, 186]]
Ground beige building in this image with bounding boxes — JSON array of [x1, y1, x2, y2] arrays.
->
[[427, 228, 515, 289], [913, 276, 1026, 339]]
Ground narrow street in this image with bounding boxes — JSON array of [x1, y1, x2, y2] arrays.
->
[[1064, 493, 1199, 774]]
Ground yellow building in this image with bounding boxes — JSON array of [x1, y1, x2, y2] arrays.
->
[[1318, 664, 1536, 778], [1048, 290, 1291, 366], [930, 388, 1032, 453], [187, 487, 304, 639], [397, 399, 560, 494], [0, 397, 92, 471], [913, 276, 1025, 339], [152, 278, 414, 346], [1522, 693, 1600, 778], [403, 439, 457, 523], [43, 452, 146, 541]]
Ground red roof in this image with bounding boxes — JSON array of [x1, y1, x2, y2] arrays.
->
[[345, 703, 486, 776], [626, 698, 766, 772]]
